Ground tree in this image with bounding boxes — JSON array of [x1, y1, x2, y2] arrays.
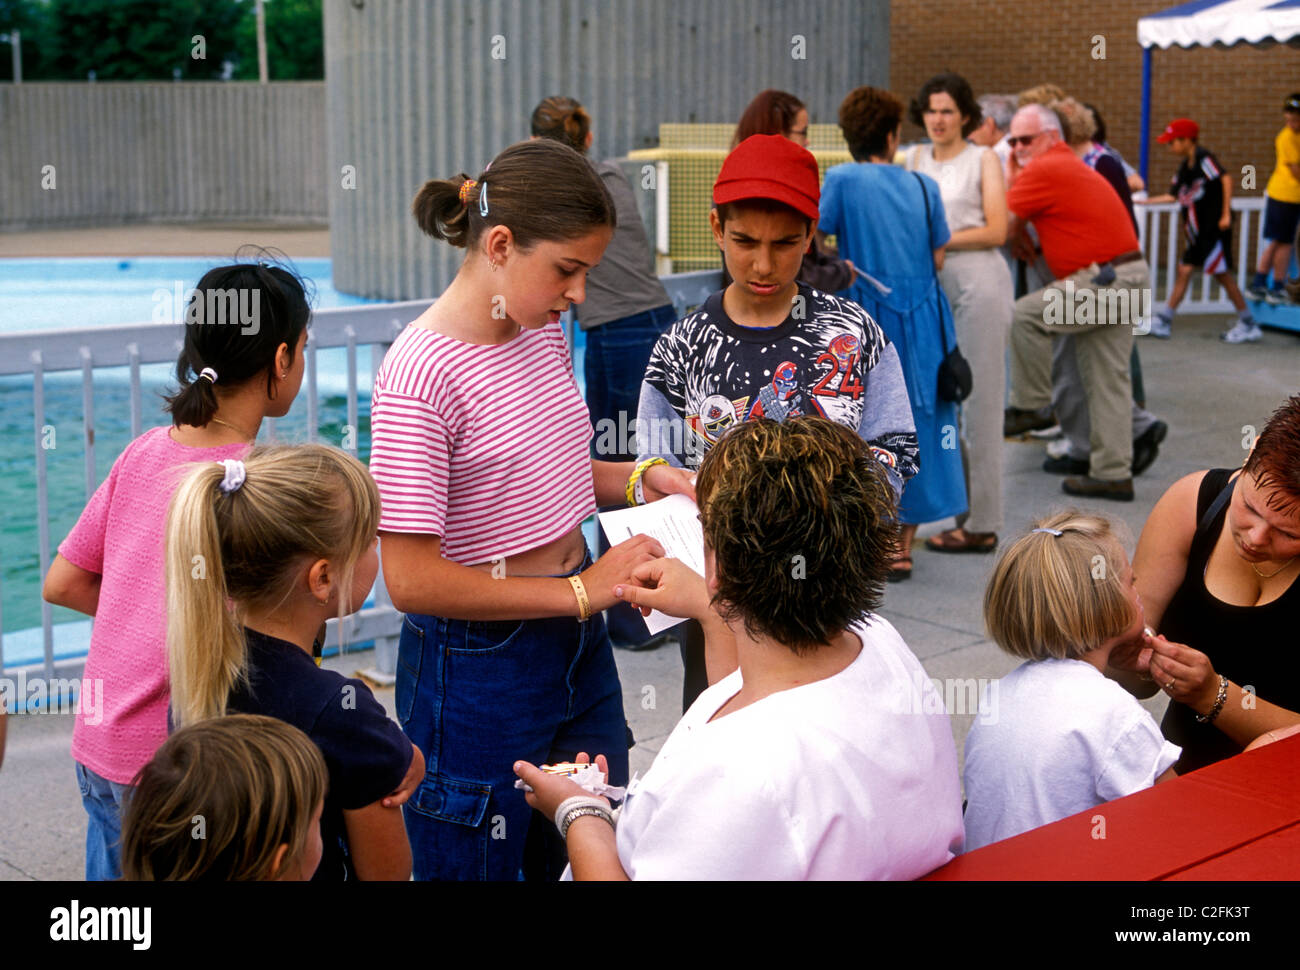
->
[[233, 0, 323, 81], [44, 0, 245, 80]]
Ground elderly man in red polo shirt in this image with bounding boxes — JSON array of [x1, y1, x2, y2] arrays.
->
[[1004, 104, 1151, 501]]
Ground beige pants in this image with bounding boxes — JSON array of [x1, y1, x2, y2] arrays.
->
[[940, 249, 1012, 534], [1009, 260, 1150, 481]]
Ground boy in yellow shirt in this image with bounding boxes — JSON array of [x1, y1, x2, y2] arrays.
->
[[1248, 94, 1300, 304]]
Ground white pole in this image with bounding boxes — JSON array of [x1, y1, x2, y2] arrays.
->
[[256, 0, 268, 84], [11, 29, 19, 84]]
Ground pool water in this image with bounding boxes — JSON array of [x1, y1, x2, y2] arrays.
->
[[0, 257, 591, 662]]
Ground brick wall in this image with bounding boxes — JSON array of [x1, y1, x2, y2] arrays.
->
[[890, 0, 1300, 206]]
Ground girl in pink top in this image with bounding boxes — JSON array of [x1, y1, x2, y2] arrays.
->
[[42, 259, 312, 880], [370, 139, 694, 880]]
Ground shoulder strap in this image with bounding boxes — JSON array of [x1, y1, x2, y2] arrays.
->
[[1196, 471, 1236, 539], [911, 172, 951, 355]]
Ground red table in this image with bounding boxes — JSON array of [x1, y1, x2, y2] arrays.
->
[[925, 734, 1300, 880]]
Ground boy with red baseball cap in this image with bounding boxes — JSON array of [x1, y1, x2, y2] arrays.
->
[[634, 133, 917, 708], [1144, 118, 1258, 342]]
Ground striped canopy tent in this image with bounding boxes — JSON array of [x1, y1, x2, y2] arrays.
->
[[1137, 0, 1300, 178]]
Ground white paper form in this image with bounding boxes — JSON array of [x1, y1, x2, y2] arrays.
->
[[597, 493, 705, 634]]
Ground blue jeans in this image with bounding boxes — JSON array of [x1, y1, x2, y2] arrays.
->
[[583, 303, 677, 460], [396, 552, 630, 881], [586, 304, 677, 645], [75, 761, 132, 881]]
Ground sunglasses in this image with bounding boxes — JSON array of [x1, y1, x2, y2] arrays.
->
[[1006, 132, 1043, 148]]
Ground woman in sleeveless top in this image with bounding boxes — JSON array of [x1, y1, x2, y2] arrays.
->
[[1116, 395, 1300, 772], [904, 73, 1012, 554]]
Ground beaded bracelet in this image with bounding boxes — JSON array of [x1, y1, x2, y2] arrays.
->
[[1196, 675, 1229, 724], [625, 457, 669, 507]]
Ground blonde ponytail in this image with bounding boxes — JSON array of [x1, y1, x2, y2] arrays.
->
[[166, 462, 249, 727], [166, 445, 381, 728]]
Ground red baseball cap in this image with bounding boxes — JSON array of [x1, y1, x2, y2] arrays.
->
[[1157, 118, 1199, 143], [714, 134, 820, 222]]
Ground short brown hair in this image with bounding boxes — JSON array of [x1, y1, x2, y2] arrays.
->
[[412, 139, 615, 250], [1244, 394, 1300, 516], [984, 511, 1136, 661], [838, 86, 904, 162], [122, 714, 327, 881], [695, 417, 898, 652]]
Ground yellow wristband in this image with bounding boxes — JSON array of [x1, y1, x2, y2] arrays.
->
[[567, 575, 592, 622], [626, 457, 669, 507]]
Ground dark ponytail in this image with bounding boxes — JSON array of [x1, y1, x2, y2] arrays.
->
[[530, 95, 592, 154], [412, 139, 615, 253], [164, 251, 312, 428]]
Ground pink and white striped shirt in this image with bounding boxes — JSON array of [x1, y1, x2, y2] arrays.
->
[[369, 319, 596, 565]]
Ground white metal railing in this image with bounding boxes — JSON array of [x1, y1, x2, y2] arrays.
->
[[1137, 197, 1266, 314], [1, 270, 723, 691]]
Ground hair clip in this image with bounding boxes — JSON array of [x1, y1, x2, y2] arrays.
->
[[218, 458, 247, 495], [479, 180, 490, 217], [1031, 527, 1064, 537], [198, 367, 218, 384], [458, 179, 477, 205]]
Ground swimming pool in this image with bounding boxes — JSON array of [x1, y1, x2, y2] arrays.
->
[[0, 257, 591, 662]]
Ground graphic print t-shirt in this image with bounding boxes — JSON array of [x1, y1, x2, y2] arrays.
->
[[636, 284, 918, 494], [1170, 147, 1226, 244]]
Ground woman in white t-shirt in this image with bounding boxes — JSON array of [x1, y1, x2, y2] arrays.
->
[[962, 512, 1181, 852], [514, 417, 965, 880]]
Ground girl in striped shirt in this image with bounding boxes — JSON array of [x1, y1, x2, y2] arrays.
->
[[369, 139, 693, 881]]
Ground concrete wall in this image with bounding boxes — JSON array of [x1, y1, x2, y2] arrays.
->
[[0, 82, 327, 231], [324, 0, 891, 300]]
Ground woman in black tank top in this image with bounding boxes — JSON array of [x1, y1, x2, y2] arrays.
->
[[1116, 396, 1300, 773]]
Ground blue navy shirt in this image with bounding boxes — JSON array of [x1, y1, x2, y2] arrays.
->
[[228, 629, 413, 881]]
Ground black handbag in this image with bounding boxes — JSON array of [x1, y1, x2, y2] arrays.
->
[[913, 172, 973, 403]]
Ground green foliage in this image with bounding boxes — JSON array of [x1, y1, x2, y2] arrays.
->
[[1, 0, 322, 81], [234, 0, 323, 80]]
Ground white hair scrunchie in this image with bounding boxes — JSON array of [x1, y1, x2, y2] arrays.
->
[[218, 458, 247, 494]]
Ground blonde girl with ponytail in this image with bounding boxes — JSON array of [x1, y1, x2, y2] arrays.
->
[[42, 257, 311, 881], [166, 444, 422, 881]]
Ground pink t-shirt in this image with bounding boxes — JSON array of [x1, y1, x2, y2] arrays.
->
[[369, 320, 596, 565], [59, 426, 249, 784]]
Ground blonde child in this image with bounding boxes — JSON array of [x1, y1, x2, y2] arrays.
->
[[42, 260, 312, 880], [166, 444, 422, 881], [122, 714, 328, 881], [962, 511, 1181, 851]]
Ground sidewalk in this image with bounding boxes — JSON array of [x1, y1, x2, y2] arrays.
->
[[2, 234, 1295, 876], [0, 223, 330, 259]]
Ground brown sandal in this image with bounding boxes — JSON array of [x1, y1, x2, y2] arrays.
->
[[925, 528, 997, 554]]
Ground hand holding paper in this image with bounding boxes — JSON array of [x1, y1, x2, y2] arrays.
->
[[598, 493, 708, 633]]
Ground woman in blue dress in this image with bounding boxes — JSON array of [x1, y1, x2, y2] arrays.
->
[[818, 86, 967, 580]]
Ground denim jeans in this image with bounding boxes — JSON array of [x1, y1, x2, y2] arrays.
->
[[75, 761, 132, 881], [396, 551, 630, 881], [583, 304, 677, 461], [586, 304, 677, 645]]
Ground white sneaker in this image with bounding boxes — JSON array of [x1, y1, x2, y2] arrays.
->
[[1143, 314, 1172, 339], [1221, 320, 1262, 344], [1046, 437, 1073, 459]]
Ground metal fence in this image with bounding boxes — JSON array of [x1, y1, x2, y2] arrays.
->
[[1138, 197, 1267, 313], [0, 82, 328, 230], [0, 269, 722, 693]]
